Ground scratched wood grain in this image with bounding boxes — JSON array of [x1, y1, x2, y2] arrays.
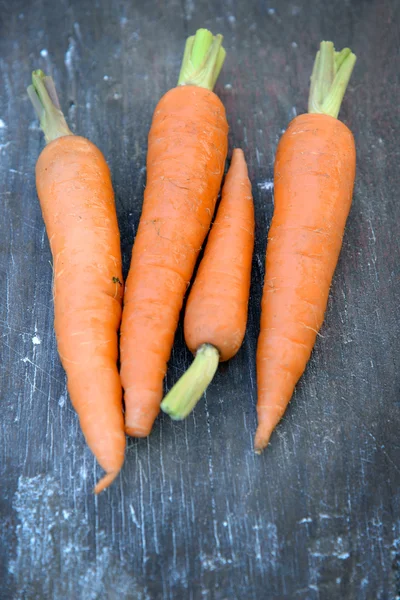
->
[[1, 0, 399, 598]]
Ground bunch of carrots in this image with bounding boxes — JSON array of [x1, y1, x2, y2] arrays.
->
[[28, 29, 356, 492]]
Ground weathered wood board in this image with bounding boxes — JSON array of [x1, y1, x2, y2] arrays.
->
[[1, 1, 399, 598]]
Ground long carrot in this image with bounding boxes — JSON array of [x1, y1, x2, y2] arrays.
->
[[28, 70, 125, 493], [120, 29, 228, 437], [161, 149, 254, 418], [255, 42, 357, 452]]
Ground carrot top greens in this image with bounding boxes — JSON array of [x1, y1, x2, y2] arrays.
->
[[178, 28, 226, 90], [28, 70, 73, 144], [308, 41, 356, 119]]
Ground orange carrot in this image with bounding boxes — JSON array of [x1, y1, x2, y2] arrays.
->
[[255, 42, 357, 452], [161, 149, 254, 418], [28, 70, 125, 493], [120, 29, 228, 436]]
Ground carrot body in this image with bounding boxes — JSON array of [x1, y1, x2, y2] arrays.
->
[[255, 113, 356, 450], [160, 148, 254, 420], [184, 148, 254, 361], [120, 85, 228, 436], [36, 136, 125, 492]]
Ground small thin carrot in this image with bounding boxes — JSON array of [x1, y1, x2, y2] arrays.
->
[[120, 29, 229, 437], [28, 70, 125, 493], [255, 42, 357, 452], [161, 149, 254, 418]]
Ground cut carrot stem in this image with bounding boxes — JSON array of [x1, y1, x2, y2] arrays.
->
[[28, 70, 73, 143], [178, 28, 226, 89], [161, 344, 220, 419], [308, 41, 356, 118]]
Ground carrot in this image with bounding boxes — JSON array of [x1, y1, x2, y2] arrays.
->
[[28, 70, 125, 493], [161, 149, 254, 418], [120, 29, 228, 436], [255, 42, 357, 452]]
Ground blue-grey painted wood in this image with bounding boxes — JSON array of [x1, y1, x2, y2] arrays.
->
[[1, 0, 399, 598]]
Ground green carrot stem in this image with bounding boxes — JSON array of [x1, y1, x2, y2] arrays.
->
[[27, 70, 73, 144], [161, 344, 220, 419], [334, 48, 351, 71], [177, 28, 226, 90], [308, 41, 356, 119]]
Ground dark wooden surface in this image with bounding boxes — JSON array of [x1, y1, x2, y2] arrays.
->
[[1, 0, 399, 598]]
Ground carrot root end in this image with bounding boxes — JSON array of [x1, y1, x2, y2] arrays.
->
[[94, 470, 119, 495], [254, 425, 273, 453], [125, 424, 151, 438]]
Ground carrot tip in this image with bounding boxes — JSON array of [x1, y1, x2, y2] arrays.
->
[[125, 424, 151, 438], [254, 426, 273, 453], [93, 470, 119, 495]]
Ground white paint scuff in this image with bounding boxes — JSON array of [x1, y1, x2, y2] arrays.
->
[[200, 552, 233, 571], [299, 517, 312, 524], [309, 535, 351, 561], [40, 49, 48, 57], [64, 37, 77, 81], [29, 121, 40, 131], [9, 475, 150, 599], [0, 119, 6, 128], [32, 334, 41, 345], [266, 523, 279, 560], [258, 180, 274, 191], [184, 0, 195, 20]]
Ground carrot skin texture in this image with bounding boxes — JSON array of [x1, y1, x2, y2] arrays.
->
[[184, 148, 254, 361], [36, 136, 125, 490], [256, 113, 356, 451], [120, 85, 228, 437]]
